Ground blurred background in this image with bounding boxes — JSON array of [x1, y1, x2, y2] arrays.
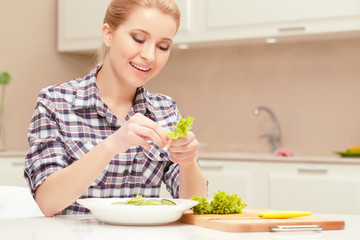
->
[[0, 0, 359, 157]]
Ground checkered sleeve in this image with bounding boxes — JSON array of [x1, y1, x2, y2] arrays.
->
[[163, 156, 203, 199], [163, 161, 180, 198], [24, 89, 69, 198]]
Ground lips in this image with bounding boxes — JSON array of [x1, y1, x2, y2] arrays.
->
[[130, 62, 151, 72]]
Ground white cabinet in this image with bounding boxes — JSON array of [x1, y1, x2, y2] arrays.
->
[[206, 0, 360, 34], [264, 162, 360, 214], [196, 155, 360, 214], [194, 0, 360, 45], [174, 0, 200, 35], [0, 156, 27, 187], [172, 0, 205, 45], [57, 0, 360, 52], [160, 159, 260, 207], [57, 0, 193, 53], [199, 160, 260, 208], [57, 0, 111, 53], [208, 0, 360, 42]]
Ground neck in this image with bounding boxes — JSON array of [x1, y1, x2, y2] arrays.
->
[[96, 63, 137, 106]]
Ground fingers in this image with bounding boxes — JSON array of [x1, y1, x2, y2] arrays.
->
[[169, 131, 197, 149], [136, 113, 169, 147], [168, 131, 199, 164], [125, 113, 168, 149]]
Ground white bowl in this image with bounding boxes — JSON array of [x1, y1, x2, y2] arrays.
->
[[77, 198, 198, 225]]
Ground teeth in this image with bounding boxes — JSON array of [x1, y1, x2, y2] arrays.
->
[[130, 62, 150, 71]]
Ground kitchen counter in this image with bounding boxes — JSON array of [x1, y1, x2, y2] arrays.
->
[[0, 151, 26, 158], [198, 152, 360, 164], [0, 213, 360, 240], [2, 151, 359, 164]]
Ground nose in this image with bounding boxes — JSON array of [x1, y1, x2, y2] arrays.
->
[[140, 43, 155, 63]]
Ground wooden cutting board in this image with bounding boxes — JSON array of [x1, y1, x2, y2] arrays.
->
[[179, 209, 345, 232]]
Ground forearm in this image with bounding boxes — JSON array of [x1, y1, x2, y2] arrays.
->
[[35, 137, 120, 217], [178, 159, 208, 199]]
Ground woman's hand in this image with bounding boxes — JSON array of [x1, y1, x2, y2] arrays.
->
[[168, 131, 207, 198], [107, 113, 170, 153], [167, 131, 199, 165]]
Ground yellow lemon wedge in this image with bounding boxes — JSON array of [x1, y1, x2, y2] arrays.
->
[[347, 145, 360, 154]]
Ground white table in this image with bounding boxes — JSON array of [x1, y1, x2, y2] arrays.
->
[[1, 213, 360, 240]]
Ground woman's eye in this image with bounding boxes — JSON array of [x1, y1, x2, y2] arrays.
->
[[132, 35, 145, 44], [158, 45, 170, 51]]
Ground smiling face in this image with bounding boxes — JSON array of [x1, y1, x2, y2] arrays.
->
[[102, 6, 178, 89]]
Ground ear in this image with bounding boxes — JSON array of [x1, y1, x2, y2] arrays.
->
[[102, 23, 112, 47]]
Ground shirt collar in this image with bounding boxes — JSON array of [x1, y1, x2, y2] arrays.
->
[[71, 66, 107, 117], [133, 87, 150, 114]]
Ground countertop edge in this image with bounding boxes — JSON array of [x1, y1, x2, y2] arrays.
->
[[2, 151, 359, 164], [0, 151, 27, 158], [198, 152, 360, 164]]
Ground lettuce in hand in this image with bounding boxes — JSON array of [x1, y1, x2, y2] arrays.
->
[[166, 116, 195, 140]]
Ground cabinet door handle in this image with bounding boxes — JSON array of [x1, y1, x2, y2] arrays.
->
[[200, 162, 224, 170], [278, 25, 306, 32], [297, 167, 328, 175], [12, 162, 24, 167]]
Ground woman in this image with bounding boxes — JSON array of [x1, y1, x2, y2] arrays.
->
[[24, 0, 207, 217]]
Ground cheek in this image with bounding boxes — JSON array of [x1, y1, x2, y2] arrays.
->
[[156, 52, 170, 70], [110, 38, 137, 62]]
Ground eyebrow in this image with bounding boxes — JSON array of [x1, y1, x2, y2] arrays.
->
[[133, 29, 173, 43]]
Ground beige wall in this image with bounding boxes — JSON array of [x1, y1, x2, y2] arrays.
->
[[1, 1, 359, 157], [148, 39, 360, 156], [0, 0, 93, 152]]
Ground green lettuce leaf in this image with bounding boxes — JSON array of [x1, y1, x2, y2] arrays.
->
[[191, 191, 247, 215], [167, 116, 195, 140]]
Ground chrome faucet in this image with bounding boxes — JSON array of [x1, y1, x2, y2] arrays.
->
[[253, 106, 282, 152]]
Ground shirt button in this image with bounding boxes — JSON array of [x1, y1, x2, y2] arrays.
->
[[159, 153, 165, 158], [123, 169, 129, 175]]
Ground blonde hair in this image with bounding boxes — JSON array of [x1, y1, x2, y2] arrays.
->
[[96, 0, 181, 65]]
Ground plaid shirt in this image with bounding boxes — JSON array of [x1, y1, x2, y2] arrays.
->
[[24, 66, 181, 214]]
